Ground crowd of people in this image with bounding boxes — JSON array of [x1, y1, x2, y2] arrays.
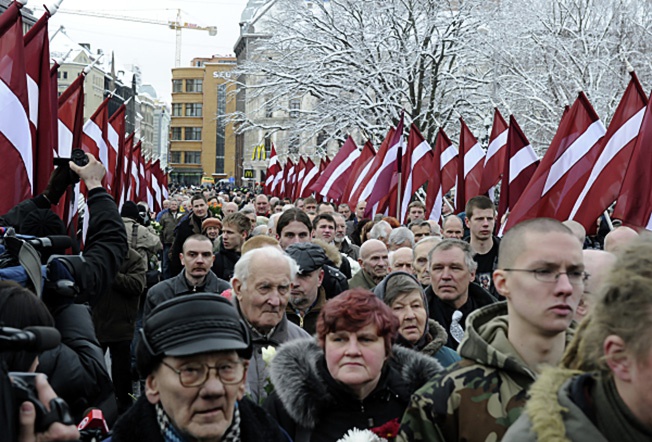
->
[[1, 155, 651, 441]]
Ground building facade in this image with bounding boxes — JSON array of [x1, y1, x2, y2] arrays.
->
[[169, 56, 237, 186]]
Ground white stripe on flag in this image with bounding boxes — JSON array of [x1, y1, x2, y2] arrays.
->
[[542, 120, 606, 196], [108, 124, 119, 154], [401, 140, 431, 220], [464, 142, 485, 177], [360, 142, 401, 202], [83, 120, 110, 169], [320, 149, 360, 197], [0, 80, 33, 189], [349, 160, 374, 200], [27, 74, 39, 126], [441, 144, 457, 169], [569, 108, 645, 220], [509, 145, 538, 183], [300, 167, 319, 195], [58, 120, 73, 158], [484, 130, 508, 163]]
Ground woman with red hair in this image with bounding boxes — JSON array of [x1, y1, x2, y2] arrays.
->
[[265, 289, 443, 441]]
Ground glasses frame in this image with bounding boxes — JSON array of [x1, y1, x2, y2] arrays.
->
[[502, 268, 590, 285], [161, 360, 247, 388]]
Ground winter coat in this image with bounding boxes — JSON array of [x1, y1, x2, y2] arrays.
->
[[265, 338, 443, 442], [348, 268, 378, 291], [212, 244, 240, 281], [158, 209, 183, 245], [286, 286, 327, 335], [93, 248, 147, 342], [339, 238, 360, 261], [410, 319, 461, 368], [235, 299, 311, 404], [144, 269, 230, 317], [123, 216, 162, 266], [168, 212, 209, 276], [106, 395, 289, 442], [504, 368, 652, 442], [397, 302, 537, 442]]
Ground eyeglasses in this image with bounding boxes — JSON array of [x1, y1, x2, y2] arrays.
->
[[502, 268, 590, 285], [161, 360, 246, 388]]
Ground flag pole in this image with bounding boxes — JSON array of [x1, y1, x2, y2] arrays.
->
[[396, 143, 402, 221]]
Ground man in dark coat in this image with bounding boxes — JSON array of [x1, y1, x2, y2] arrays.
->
[[168, 194, 212, 277]]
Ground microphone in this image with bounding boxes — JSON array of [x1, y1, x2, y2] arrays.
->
[[0, 326, 61, 352], [27, 235, 72, 250], [78, 408, 109, 436]]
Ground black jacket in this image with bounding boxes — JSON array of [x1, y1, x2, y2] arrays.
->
[[93, 248, 147, 342], [264, 338, 442, 442], [212, 244, 240, 281], [107, 395, 289, 442], [2, 188, 128, 425], [425, 281, 497, 350], [144, 269, 230, 318], [168, 212, 209, 276]]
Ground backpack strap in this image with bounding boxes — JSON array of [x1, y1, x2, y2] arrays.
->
[[131, 222, 139, 249]]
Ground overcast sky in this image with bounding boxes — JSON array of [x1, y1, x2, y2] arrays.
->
[[43, 0, 250, 103]]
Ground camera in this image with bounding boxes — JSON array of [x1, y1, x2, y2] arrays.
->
[[53, 148, 90, 184], [9, 372, 74, 432]]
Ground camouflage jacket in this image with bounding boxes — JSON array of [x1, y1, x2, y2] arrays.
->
[[397, 302, 537, 442]]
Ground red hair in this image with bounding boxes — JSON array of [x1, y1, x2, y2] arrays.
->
[[317, 289, 398, 354]]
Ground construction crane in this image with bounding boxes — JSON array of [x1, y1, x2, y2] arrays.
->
[[55, 8, 217, 67]]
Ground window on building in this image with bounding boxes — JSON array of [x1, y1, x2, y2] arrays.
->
[[62, 71, 68, 79], [289, 98, 300, 118], [186, 79, 203, 93], [172, 103, 183, 116], [184, 127, 202, 141], [172, 79, 183, 93], [264, 133, 271, 158], [185, 103, 203, 117], [169, 151, 181, 163], [185, 151, 201, 164], [265, 96, 273, 118], [215, 84, 227, 173], [170, 127, 182, 140]]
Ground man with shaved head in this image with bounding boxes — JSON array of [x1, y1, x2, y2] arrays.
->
[[222, 201, 238, 216], [604, 225, 638, 253], [389, 247, 414, 274], [562, 220, 587, 246], [348, 239, 389, 290], [575, 249, 617, 322], [400, 218, 586, 442], [442, 215, 464, 239]]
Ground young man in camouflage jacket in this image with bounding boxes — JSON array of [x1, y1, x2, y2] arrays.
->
[[397, 218, 586, 441]]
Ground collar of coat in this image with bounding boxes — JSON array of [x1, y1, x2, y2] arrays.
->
[[269, 338, 442, 429]]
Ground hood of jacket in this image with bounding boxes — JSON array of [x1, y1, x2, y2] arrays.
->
[[457, 302, 537, 382], [270, 337, 442, 429], [421, 319, 448, 356]]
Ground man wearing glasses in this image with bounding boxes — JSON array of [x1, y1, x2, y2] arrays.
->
[[398, 218, 587, 442], [109, 293, 288, 442]]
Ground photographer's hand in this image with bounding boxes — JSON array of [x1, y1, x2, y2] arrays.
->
[[69, 153, 105, 191], [18, 375, 80, 442], [43, 166, 73, 205]]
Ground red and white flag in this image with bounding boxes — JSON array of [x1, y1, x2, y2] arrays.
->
[[284, 158, 296, 199], [81, 97, 110, 177], [479, 108, 509, 197], [496, 115, 539, 233], [128, 141, 142, 202], [107, 104, 126, 198], [364, 115, 405, 217], [263, 143, 280, 195], [137, 149, 147, 203], [612, 91, 652, 229], [312, 136, 360, 202], [343, 140, 376, 207], [400, 124, 434, 224], [503, 93, 606, 231], [0, 2, 32, 213], [348, 128, 394, 210], [455, 117, 485, 213], [425, 128, 458, 221], [569, 73, 648, 230], [57, 72, 85, 158], [292, 156, 306, 200], [24, 10, 55, 196], [297, 158, 317, 198], [151, 159, 163, 212], [118, 133, 135, 208]]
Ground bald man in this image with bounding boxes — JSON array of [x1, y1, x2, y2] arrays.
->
[[562, 220, 586, 246], [603, 226, 638, 253], [348, 239, 389, 290], [575, 249, 617, 322], [442, 215, 464, 239], [389, 247, 414, 274], [222, 202, 238, 216]]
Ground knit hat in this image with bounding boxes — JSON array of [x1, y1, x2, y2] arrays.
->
[[136, 294, 251, 376], [202, 217, 222, 231], [120, 201, 140, 221], [286, 242, 327, 275]]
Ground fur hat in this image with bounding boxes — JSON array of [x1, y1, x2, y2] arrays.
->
[[201, 217, 222, 231]]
